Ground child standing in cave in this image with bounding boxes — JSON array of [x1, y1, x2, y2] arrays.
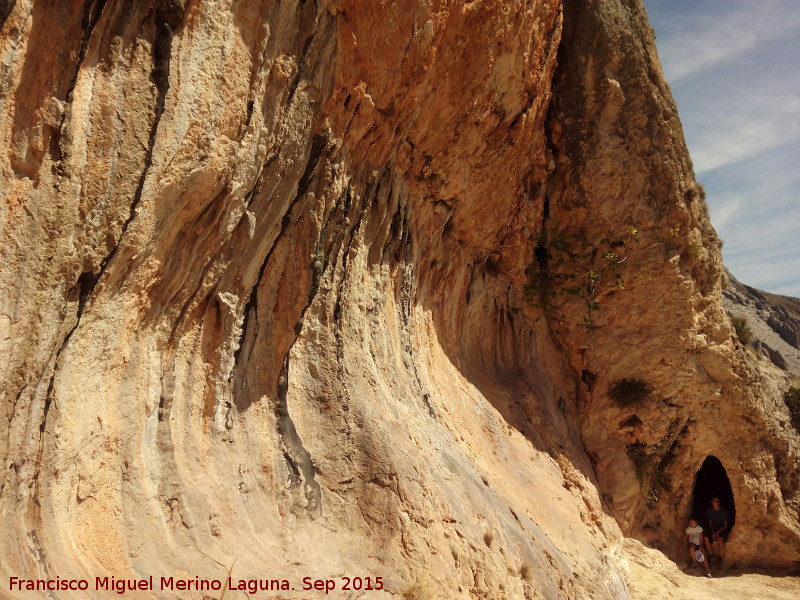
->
[[682, 516, 713, 577]]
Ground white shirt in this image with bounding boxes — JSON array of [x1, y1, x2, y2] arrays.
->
[[686, 525, 703, 545]]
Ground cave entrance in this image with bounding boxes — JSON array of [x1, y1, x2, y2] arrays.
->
[[691, 455, 735, 533]]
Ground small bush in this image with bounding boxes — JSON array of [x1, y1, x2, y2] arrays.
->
[[785, 387, 800, 431], [402, 577, 437, 600], [730, 315, 753, 345], [609, 378, 652, 407]]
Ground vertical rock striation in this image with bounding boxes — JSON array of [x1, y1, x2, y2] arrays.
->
[[0, 0, 798, 598]]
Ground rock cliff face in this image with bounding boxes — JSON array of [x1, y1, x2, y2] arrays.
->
[[1, 1, 798, 599]]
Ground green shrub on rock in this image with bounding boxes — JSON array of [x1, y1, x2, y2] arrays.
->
[[784, 386, 800, 432], [730, 315, 753, 346]]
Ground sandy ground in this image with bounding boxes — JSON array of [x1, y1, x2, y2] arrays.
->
[[624, 540, 800, 600]]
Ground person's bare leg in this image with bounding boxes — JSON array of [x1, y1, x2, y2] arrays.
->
[[704, 535, 714, 558], [717, 537, 725, 560]]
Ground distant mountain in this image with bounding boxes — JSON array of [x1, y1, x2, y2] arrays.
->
[[723, 271, 800, 377]]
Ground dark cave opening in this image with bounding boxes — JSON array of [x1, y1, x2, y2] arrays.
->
[[691, 455, 736, 533]]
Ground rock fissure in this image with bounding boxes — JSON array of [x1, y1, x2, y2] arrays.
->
[[268, 165, 377, 518], [332, 182, 370, 325], [160, 186, 234, 348], [49, 0, 108, 168], [35, 0, 185, 449], [0, 0, 15, 30], [233, 136, 330, 387], [275, 354, 322, 517], [78, 0, 183, 294]]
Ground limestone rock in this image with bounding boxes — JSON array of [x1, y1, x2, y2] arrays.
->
[[1, 1, 798, 599]]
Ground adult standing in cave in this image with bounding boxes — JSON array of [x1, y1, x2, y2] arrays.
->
[[705, 497, 730, 563]]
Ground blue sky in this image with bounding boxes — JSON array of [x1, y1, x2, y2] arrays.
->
[[643, 0, 800, 297]]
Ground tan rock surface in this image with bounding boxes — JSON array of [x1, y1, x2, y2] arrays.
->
[[0, 1, 798, 599]]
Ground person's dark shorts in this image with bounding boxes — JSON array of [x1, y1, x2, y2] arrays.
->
[[710, 528, 729, 541]]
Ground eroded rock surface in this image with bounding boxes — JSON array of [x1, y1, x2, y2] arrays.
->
[[1, 1, 798, 599]]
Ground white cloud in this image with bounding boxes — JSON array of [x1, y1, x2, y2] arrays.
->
[[690, 118, 800, 175], [676, 61, 800, 175], [707, 194, 743, 229], [715, 188, 800, 293], [654, 1, 800, 83]]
